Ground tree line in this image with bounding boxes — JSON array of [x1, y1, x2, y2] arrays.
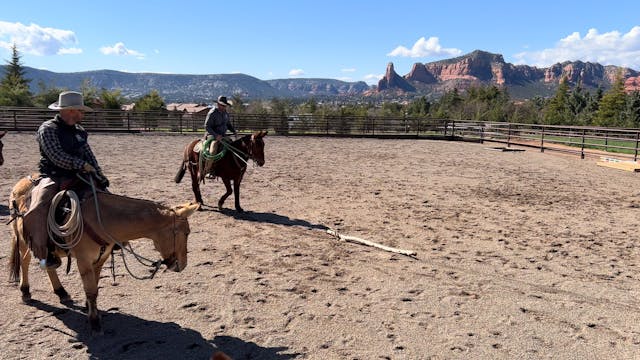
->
[[2, 45, 639, 127]]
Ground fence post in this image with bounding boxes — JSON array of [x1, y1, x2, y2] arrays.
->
[[325, 115, 329, 135], [451, 121, 456, 137], [507, 123, 512, 147], [127, 112, 130, 132], [605, 130, 609, 152], [480, 123, 484, 144], [443, 120, 448, 136], [635, 131, 639, 162], [580, 129, 586, 159], [179, 113, 183, 134], [13, 109, 17, 130], [541, 126, 545, 153]]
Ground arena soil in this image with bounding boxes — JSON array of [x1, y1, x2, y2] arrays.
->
[[2, 133, 640, 359]]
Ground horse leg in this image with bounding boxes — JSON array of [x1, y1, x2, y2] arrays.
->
[[91, 246, 114, 287], [18, 239, 32, 302], [77, 258, 102, 334], [233, 176, 244, 213], [45, 251, 72, 303], [218, 178, 233, 210], [189, 164, 204, 205], [45, 267, 72, 303]]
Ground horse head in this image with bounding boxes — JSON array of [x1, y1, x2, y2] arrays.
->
[[157, 202, 200, 272], [247, 130, 267, 167], [0, 131, 6, 166]]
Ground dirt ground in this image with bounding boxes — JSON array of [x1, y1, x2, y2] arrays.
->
[[2, 132, 640, 359]]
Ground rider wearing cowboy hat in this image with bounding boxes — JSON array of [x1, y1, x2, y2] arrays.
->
[[23, 91, 109, 270], [203, 95, 237, 176]]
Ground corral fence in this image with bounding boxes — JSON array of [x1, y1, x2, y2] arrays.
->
[[2, 107, 640, 160]]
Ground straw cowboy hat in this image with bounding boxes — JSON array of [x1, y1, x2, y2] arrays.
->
[[48, 91, 93, 111], [216, 95, 232, 107]]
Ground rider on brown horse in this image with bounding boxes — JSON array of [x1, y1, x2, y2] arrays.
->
[[22, 91, 110, 270], [203, 95, 237, 177]]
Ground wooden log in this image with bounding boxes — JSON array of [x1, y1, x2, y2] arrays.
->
[[327, 229, 417, 257], [596, 160, 640, 172]]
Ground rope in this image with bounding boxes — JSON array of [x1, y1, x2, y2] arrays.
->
[[47, 190, 84, 249], [75, 173, 163, 279], [203, 138, 227, 161]]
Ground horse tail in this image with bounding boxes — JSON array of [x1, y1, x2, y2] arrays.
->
[[174, 162, 186, 183], [8, 200, 21, 283]]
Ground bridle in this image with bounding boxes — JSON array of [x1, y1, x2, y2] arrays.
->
[[226, 136, 258, 167]]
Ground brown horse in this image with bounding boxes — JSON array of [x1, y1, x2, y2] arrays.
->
[[0, 130, 6, 166], [175, 131, 267, 212], [8, 175, 200, 334]]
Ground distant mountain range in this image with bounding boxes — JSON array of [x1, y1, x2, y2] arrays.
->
[[3, 50, 638, 103]]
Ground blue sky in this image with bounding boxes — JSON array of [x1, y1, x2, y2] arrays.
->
[[1, 0, 640, 85]]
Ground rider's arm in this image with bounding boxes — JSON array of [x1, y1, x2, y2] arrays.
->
[[226, 114, 236, 135], [78, 140, 102, 173]]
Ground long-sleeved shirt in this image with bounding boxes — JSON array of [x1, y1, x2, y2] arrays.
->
[[37, 114, 101, 178], [204, 107, 235, 138]]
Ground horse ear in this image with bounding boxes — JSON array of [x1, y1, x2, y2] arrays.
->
[[261, 130, 268, 137], [174, 202, 200, 217]]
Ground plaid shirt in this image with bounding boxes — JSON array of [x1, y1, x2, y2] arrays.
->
[[37, 115, 101, 174]]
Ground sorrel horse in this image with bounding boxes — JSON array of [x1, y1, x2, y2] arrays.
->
[[175, 131, 267, 212], [8, 175, 200, 334], [0, 130, 6, 166]]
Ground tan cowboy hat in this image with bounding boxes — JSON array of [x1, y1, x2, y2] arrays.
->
[[48, 91, 93, 111], [216, 95, 232, 107]]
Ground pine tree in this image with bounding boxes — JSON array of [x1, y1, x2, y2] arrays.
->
[[624, 91, 640, 128], [543, 77, 571, 125], [0, 44, 33, 106], [595, 73, 627, 127]]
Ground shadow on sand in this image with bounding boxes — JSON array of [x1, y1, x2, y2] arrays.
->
[[26, 299, 300, 360], [202, 205, 328, 231], [0, 203, 10, 217]]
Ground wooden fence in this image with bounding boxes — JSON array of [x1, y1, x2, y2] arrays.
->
[[2, 107, 640, 160]]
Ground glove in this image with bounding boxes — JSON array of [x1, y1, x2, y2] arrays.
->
[[83, 162, 96, 173], [96, 173, 110, 189]]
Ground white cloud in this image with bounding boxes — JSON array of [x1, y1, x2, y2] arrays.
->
[[0, 20, 81, 55], [514, 26, 640, 69], [338, 77, 352, 81], [364, 73, 383, 84], [289, 68, 305, 76], [387, 36, 462, 58], [341, 68, 356, 73], [100, 42, 145, 59]]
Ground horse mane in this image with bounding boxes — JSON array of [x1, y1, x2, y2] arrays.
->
[[91, 191, 175, 215]]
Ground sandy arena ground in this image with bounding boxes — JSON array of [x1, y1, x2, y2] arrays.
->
[[1, 132, 640, 359]]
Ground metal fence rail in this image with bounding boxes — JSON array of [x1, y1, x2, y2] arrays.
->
[[3, 107, 640, 160]]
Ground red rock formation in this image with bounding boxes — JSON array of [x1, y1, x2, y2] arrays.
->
[[405, 63, 437, 83], [378, 49, 639, 96], [377, 62, 415, 92], [625, 76, 640, 93]]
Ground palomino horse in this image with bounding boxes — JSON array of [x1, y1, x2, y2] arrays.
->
[[8, 175, 200, 334], [175, 131, 267, 212], [0, 130, 6, 166]]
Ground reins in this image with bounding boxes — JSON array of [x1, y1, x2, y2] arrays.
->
[[224, 136, 261, 168], [75, 174, 173, 279]]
